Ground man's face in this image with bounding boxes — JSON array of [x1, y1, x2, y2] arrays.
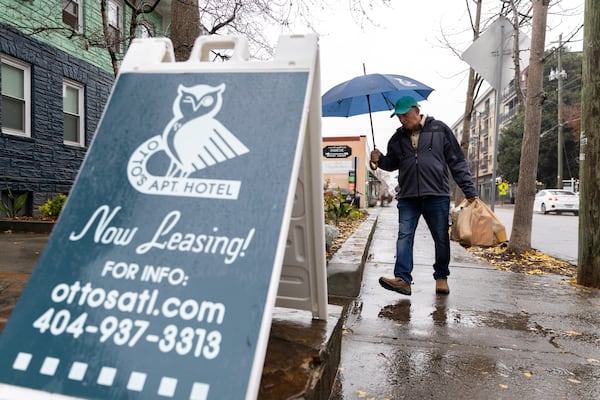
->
[[396, 107, 421, 130]]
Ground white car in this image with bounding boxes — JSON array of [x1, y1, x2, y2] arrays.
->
[[533, 189, 579, 215]]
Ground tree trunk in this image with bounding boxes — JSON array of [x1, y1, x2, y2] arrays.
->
[[507, 0, 548, 254], [171, 0, 201, 61], [458, 0, 483, 204], [577, 0, 600, 287]]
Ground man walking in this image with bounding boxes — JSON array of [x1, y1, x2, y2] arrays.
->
[[370, 96, 477, 296]]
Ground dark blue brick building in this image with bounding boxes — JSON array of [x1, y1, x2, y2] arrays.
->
[[1, 26, 113, 216]]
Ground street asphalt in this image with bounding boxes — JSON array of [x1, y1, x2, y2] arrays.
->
[[1, 203, 599, 399]]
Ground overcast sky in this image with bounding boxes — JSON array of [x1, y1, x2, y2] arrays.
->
[[288, 0, 585, 151]]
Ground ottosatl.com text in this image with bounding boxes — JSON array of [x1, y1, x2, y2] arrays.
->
[[32, 204, 255, 360]]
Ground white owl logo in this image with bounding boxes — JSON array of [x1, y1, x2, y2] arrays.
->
[[162, 83, 249, 178]]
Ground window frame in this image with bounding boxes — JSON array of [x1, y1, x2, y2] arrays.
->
[[63, 79, 85, 147], [1, 55, 31, 138], [108, 0, 123, 53], [62, 0, 83, 32]]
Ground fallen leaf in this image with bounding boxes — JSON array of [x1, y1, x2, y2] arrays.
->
[[523, 371, 533, 378], [568, 378, 581, 384], [565, 330, 582, 336], [466, 246, 576, 277], [499, 384, 509, 389], [527, 269, 544, 275], [357, 390, 367, 398]]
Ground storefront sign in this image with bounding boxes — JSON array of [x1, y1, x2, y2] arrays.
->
[[322, 145, 352, 158]]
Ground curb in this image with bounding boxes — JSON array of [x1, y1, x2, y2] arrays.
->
[[0, 220, 55, 234], [259, 305, 344, 399], [327, 209, 379, 305]]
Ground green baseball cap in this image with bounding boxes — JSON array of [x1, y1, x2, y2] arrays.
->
[[390, 96, 419, 118]]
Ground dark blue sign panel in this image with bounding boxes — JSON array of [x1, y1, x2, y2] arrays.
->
[[0, 71, 309, 399]]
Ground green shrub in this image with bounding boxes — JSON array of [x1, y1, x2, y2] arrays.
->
[[347, 208, 364, 220], [324, 187, 363, 224], [40, 194, 67, 219], [0, 189, 28, 218]]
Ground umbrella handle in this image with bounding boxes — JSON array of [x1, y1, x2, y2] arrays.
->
[[370, 145, 379, 170]]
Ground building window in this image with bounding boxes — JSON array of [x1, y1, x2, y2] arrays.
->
[[108, 0, 123, 53], [1, 56, 31, 137], [63, 80, 85, 146], [62, 0, 82, 31]]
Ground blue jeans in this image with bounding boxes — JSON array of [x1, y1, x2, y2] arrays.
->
[[394, 196, 450, 284]]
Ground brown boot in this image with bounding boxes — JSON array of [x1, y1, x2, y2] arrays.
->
[[379, 277, 411, 295], [435, 279, 450, 295]]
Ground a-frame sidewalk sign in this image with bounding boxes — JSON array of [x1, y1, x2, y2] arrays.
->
[[0, 34, 326, 400]]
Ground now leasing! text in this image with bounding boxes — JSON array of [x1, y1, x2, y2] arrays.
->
[[69, 205, 255, 264]]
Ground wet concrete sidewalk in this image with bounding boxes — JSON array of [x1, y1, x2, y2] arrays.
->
[[330, 204, 600, 399]]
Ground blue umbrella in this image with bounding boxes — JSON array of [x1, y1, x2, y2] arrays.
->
[[321, 72, 434, 149], [322, 73, 434, 117]]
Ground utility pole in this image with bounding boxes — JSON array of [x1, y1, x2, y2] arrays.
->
[[490, 23, 506, 212], [556, 33, 565, 189], [473, 112, 484, 191], [549, 34, 567, 188], [556, 34, 565, 188], [475, 120, 481, 190]]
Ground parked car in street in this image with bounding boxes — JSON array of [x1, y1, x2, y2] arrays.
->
[[533, 189, 579, 215]]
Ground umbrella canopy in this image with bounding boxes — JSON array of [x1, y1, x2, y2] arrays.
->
[[321, 73, 434, 117]]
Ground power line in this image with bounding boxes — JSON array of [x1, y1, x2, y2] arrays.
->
[[540, 117, 581, 138]]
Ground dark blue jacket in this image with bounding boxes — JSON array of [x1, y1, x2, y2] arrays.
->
[[378, 116, 478, 200]]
